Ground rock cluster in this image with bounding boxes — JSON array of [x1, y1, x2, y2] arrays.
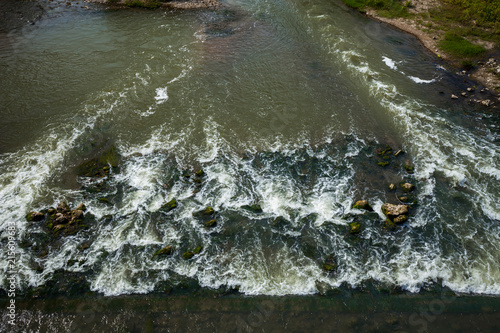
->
[[381, 203, 409, 228], [27, 201, 90, 237]]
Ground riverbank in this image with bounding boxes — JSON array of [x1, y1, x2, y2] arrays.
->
[[2, 292, 500, 331], [343, 0, 500, 95]]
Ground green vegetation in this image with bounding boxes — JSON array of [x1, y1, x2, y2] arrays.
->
[[444, 0, 500, 27], [343, 0, 410, 18], [343, 0, 500, 57], [431, 1, 500, 49], [439, 32, 486, 57]]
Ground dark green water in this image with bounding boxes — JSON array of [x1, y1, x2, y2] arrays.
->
[[0, 0, 499, 321]]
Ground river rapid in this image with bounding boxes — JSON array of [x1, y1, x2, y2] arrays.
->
[[0, 0, 499, 298]]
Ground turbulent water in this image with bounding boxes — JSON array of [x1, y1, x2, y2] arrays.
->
[[1, 0, 499, 297]]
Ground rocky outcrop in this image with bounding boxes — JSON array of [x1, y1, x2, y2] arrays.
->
[[381, 203, 409, 228], [27, 201, 91, 237]]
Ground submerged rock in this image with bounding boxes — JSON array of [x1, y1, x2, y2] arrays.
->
[[322, 254, 336, 271], [352, 200, 373, 212], [194, 206, 215, 217], [161, 199, 178, 212], [76, 146, 120, 178], [348, 222, 361, 234], [204, 219, 217, 228], [153, 245, 173, 258], [242, 204, 263, 213], [182, 251, 194, 260]]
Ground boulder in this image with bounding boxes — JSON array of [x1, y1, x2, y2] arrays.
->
[[393, 215, 408, 224], [57, 201, 71, 214], [381, 203, 408, 217], [401, 183, 415, 192], [204, 219, 217, 228], [75, 203, 86, 211], [388, 183, 397, 191], [161, 199, 177, 212], [26, 211, 45, 222], [349, 222, 361, 234], [72, 210, 84, 221], [242, 204, 263, 213], [54, 213, 69, 225], [154, 245, 173, 257], [182, 251, 194, 260], [352, 200, 373, 212], [322, 254, 336, 271]]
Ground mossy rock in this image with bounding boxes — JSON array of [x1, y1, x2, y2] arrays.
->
[[242, 204, 263, 213], [76, 146, 120, 177], [384, 219, 396, 230], [194, 206, 215, 217], [193, 246, 203, 254], [378, 161, 390, 167], [26, 211, 45, 222], [378, 145, 393, 156], [182, 251, 194, 260], [161, 199, 177, 212], [195, 169, 205, 177], [153, 245, 173, 258], [393, 215, 408, 224], [204, 219, 217, 228], [404, 164, 414, 173], [271, 216, 289, 228], [322, 254, 336, 271], [401, 183, 415, 192], [349, 222, 361, 234], [98, 197, 111, 204], [352, 200, 373, 211]]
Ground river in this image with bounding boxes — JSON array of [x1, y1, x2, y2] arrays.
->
[[0, 0, 499, 304]]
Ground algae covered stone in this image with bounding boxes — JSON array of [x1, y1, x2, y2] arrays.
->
[[182, 251, 194, 260], [381, 203, 408, 217], [349, 222, 361, 234], [242, 204, 263, 213], [161, 199, 178, 212], [401, 183, 415, 192], [204, 219, 217, 228], [26, 211, 45, 222], [322, 254, 336, 271], [154, 245, 173, 257], [352, 200, 373, 212]]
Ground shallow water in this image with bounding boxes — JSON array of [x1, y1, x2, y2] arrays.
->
[[0, 0, 499, 298]]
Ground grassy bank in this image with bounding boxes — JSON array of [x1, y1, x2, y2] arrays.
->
[[342, 0, 500, 58]]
